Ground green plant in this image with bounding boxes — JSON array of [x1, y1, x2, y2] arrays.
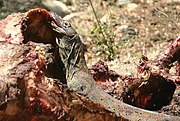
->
[[89, 0, 116, 60], [90, 22, 116, 60]]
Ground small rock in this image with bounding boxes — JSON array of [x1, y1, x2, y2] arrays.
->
[[119, 25, 129, 30], [126, 3, 138, 12], [116, 0, 131, 6], [61, 0, 74, 5], [42, 0, 71, 17], [161, 0, 179, 4], [146, 0, 154, 5], [121, 27, 136, 41]]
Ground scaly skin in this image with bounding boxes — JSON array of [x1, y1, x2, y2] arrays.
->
[[50, 12, 97, 94], [50, 12, 180, 121]]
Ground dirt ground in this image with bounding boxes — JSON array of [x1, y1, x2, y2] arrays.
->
[[0, 0, 180, 117]]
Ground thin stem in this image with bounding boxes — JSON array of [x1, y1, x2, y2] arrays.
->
[[88, 0, 106, 40], [155, 7, 180, 33]]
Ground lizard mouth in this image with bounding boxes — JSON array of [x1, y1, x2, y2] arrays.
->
[[48, 20, 67, 46], [48, 20, 67, 37]]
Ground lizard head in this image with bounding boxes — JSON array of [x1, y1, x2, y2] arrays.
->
[[49, 12, 77, 38], [49, 12, 87, 73]]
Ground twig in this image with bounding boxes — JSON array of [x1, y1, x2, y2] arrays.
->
[[88, 0, 106, 40], [155, 8, 180, 33]]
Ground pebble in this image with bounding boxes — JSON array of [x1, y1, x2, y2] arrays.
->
[[146, 0, 154, 5], [161, 0, 180, 4], [42, 0, 71, 17], [116, 0, 131, 6], [119, 25, 129, 30], [126, 3, 138, 12]]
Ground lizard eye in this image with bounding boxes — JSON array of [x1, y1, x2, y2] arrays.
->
[[63, 21, 71, 28]]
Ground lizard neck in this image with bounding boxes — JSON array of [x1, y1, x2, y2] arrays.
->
[[59, 34, 87, 75], [58, 34, 96, 94]]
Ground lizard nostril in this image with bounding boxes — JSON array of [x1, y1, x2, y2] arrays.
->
[[63, 21, 71, 28]]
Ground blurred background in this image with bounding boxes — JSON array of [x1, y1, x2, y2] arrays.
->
[[0, 0, 179, 75]]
